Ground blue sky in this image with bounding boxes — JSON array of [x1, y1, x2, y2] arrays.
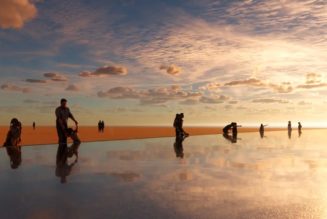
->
[[0, 0, 327, 126]]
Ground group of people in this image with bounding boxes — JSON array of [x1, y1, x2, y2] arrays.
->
[[98, 120, 105, 132]]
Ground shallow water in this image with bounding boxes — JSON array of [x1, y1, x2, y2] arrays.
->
[[1, 130, 327, 219]]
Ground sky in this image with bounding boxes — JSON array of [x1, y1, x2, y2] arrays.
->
[[0, 0, 326, 127]]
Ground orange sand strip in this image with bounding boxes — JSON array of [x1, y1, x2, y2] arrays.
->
[[0, 126, 284, 147]]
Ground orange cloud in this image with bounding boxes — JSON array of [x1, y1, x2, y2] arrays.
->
[[79, 65, 128, 77], [1, 83, 30, 93], [0, 0, 37, 29], [159, 64, 181, 75], [43, 73, 68, 82], [65, 84, 79, 91]]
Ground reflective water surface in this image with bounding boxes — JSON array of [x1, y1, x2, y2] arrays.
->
[[1, 130, 327, 219]]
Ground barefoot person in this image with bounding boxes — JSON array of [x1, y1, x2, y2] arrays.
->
[[55, 98, 78, 148]]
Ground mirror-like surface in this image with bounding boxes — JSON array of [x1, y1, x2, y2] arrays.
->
[[1, 130, 327, 219]]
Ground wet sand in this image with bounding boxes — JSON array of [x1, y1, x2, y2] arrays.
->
[[0, 126, 284, 147]]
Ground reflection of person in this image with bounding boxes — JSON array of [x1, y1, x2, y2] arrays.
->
[[66, 127, 81, 161], [56, 144, 78, 184], [5, 146, 22, 169], [223, 132, 237, 143], [298, 122, 302, 137], [55, 98, 78, 147], [174, 135, 186, 158]]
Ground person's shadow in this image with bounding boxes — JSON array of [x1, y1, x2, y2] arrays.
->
[[174, 135, 188, 158], [5, 146, 22, 169]]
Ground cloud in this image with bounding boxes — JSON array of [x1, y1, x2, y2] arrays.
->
[[179, 99, 199, 105], [306, 73, 321, 84], [159, 64, 181, 75], [252, 99, 289, 104], [297, 83, 327, 89], [79, 65, 128, 77], [199, 82, 221, 90], [1, 83, 30, 93], [65, 84, 80, 92], [224, 78, 265, 87], [298, 101, 311, 106], [25, 79, 47, 83], [0, 0, 37, 29], [225, 78, 293, 93], [44, 73, 68, 82], [199, 95, 229, 104], [98, 86, 202, 105]]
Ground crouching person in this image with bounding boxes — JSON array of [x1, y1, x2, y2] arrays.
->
[[3, 118, 22, 169]]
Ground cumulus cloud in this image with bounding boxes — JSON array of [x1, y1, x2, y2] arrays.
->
[[0, 0, 37, 29], [252, 99, 289, 104], [225, 78, 293, 94], [179, 99, 199, 105], [79, 65, 128, 77], [98, 86, 202, 105], [224, 78, 265, 87], [297, 73, 327, 89], [199, 95, 229, 104], [44, 73, 68, 82], [65, 84, 80, 91], [1, 83, 30, 93], [25, 79, 47, 83], [159, 64, 181, 75], [198, 82, 221, 90]]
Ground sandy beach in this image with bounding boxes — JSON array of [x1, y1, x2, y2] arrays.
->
[[0, 126, 286, 147]]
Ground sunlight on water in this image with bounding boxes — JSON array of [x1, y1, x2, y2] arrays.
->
[[1, 130, 327, 218]]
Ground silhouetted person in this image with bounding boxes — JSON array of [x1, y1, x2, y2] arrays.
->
[[66, 127, 81, 161], [223, 123, 234, 135], [98, 120, 101, 132], [298, 122, 302, 137], [33, 122, 36, 130], [3, 118, 22, 169], [101, 120, 105, 132], [3, 118, 22, 147], [174, 135, 186, 158], [259, 124, 267, 138], [287, 121, 292, 139], [174, 113, 189, 138], [55, 98, 78, 148], [232, 122, 238, 136]]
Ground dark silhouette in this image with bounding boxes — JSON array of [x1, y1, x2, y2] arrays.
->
[[174, 135, 186, 158], [298, 122, 302, 137], [3, 118, 22, 169], [3, 118, 22, 147], [259, 124, 267, 138], [55, 144, 77, 184], [5, 145, 22, 169], [288, 121, 292, 139], [223, 132, 237, 143], [173, 113, 189, 138], [98, 120, 105, 132], [55, 98, 78, 148], [32, 121, 36, 130], [66, 127, 81, 161], [222, 122, 239, 143]]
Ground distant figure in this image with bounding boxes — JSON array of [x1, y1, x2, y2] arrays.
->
[[66, 127, 81, 161], [288, 121, 292, 139], [232, 122, 238, 136], [259, 124, 267, 138], [223, 122, 234, 135], [298, 122, 302, 137], [33, 121, 36, 130], [98, 120, 101, 132], [173, 113, 189, 138], [101, 120, 105, 132], [3, 118, 22, 169], [55, 98, 78, 148]]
